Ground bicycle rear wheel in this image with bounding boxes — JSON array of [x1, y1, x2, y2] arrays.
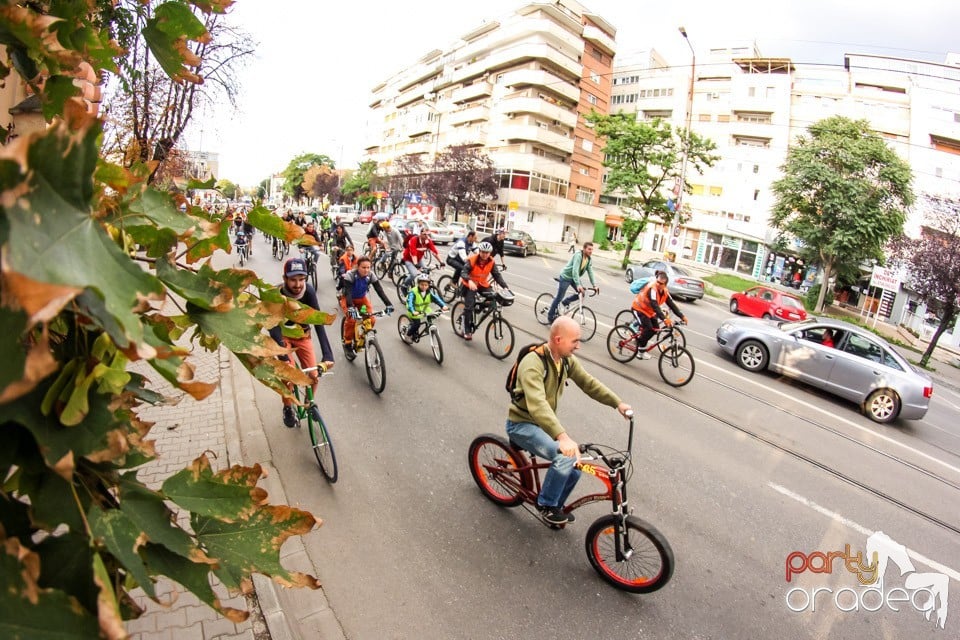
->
[[485, 317, 514, 359], [585, 514, 674, 594], [658, 345, 695, 387], [467, 435, 528, 507], [570, 306, 597, 342], [390, 263, 407, 287], [397, 315, 414, 345], [534, 293, 553, 325], [606, 325, 638, 363], [436, 274, 458, 303], [614, 309, 633, 327], [308, 405, 338, 483], [429, 325, 443, 364], [364, 336, 386, 394]]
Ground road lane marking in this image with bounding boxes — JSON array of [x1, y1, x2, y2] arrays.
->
[[696, 357, 960, 477], [769, 482, 960, 582]]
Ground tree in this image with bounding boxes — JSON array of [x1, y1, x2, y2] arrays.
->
[[421, 145, 498, 221], [100, 0, 256, 179], [341, 160, 380, 209], [281, 153, 333, 202], [303, 164, 340, 204], [1, 4, 326, 636], [588, 112, 718, 268], [889, 195, 960, 368], [383, 154, 425, 216], [216, 178, 239, 200], [771, 116, 914, 313], [257, 177, 270, 200]]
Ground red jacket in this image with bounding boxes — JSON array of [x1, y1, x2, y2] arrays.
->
[[402, 235, 437, 263]]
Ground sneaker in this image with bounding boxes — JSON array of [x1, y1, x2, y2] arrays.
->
[[638, 351, 651, 360], [282, 405, 297, 428], [537, 504, 571, 525]]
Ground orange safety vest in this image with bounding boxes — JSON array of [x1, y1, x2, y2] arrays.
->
[[631, 282, 668, 318], [461, 254, 495, 288], [339, 253, 357, 272]]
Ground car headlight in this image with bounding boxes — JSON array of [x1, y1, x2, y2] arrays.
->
[[720, 322, 733, 333]]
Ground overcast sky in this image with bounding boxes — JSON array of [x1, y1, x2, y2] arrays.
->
[[186, 0, 960, 187]]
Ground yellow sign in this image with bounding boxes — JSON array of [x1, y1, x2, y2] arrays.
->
[[508, 201, 518, 211]]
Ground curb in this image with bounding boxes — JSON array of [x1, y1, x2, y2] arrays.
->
[[221, 350, 346, 640]]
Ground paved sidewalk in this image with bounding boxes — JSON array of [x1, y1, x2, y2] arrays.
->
[[121, 342, 344, 640]]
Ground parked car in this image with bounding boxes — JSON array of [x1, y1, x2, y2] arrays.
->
[[329, 204, 357, 226], [624, 260, 705, 302], [730, 286, 807, 322], [446, 221, 472, 238], [424, 221, 455, 244], [715, 317, 933, 423], [503, 230, 538, 257], [358, 210, 376, 224]]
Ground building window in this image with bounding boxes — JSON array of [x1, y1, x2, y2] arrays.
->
[[709, 186, 722, 197], [753, 164, 759, 173], [734, 136, 770, 148], [753, 189, 760, 200], [699, 114, 712, 122], [579, 167, 590, 176], [582, 139, 593, 152], [586, 93, 598, 105], [717, 114, 730, 123], [638, 88, 675, 98], [590, 72, 600, 84], [748, 87, 756, 97], [527, 211, 535, 223], [575, 187, 594, 203], [737, 112, 771, 124]]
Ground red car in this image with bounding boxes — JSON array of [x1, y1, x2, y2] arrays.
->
[[729, 286, 807, 322], [358, 210, 376, 224]]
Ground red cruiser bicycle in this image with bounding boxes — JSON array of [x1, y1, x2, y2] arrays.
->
[[467, 412, 674, 593]]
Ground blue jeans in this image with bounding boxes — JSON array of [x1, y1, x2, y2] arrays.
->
[[505, 419, 580, 508], [547, 278, 579, 321]]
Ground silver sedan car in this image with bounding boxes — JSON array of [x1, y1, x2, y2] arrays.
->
[[716, 317, 933, 423]]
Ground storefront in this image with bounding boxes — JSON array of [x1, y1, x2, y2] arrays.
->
[[695, 232, 764, 278]]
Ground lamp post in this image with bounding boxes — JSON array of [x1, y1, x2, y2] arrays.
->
[[672, 26, 696, 249]]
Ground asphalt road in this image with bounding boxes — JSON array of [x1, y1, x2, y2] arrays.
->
[[229, 232, 960, 640]]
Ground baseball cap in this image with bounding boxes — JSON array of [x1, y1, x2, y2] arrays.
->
[[283, 258, 308, 277]]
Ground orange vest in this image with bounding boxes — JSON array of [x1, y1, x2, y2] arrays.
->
[[339, 253, 357, 272], [632, 283, 667, 317], [461, 254, 495, 288]]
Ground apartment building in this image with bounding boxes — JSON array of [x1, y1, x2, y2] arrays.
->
[[365, 0, 615, 241], [610, 46, 960, 284]]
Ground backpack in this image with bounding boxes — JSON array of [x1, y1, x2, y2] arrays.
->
[[629, 276, 652, 294], [506, 343, 568, 404]]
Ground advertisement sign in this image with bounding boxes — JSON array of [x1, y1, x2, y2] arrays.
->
[[869, 266, 901, 291]]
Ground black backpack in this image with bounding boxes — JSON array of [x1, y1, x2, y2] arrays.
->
[[506, 343, 568, 404]]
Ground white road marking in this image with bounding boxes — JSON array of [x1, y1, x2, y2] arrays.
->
[[769, 482, 960, 582]]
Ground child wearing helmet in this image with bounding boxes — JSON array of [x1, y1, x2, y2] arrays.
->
[[403, 273, 449, 342]]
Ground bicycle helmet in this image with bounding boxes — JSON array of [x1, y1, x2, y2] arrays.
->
[[415, 273, 432, 284], [478, 241, 494, 252], [380, 221, 391, 230]]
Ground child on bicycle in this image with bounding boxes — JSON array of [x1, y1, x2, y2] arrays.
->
[[630, 270, 687, 360], [403, 273, 449, 342]]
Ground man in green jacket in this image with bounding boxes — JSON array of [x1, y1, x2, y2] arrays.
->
[[547, 242, 598, 322], [507, 316, 631, 525]]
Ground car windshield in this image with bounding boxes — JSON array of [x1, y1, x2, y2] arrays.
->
[[671, 265, 693, 276], [781, 295, 804, 309]]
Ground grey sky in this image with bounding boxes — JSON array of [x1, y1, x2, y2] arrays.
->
[[190, 0, 959, 186]]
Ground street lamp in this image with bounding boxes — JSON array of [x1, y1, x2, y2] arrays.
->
[[671, 26, 696, 249]]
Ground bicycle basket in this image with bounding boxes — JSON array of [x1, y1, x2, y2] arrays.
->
[[495, 290, 515, 307]]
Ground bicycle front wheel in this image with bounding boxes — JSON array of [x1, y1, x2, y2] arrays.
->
[[364, 337, 386, 394], [467, 435, 528, 507], [308, 405, 338, 483], [390, 263, 407, 287], [309, 263, 318, 290], [658, 345, 695, 387], [606, 325, 638, 363], [485, 317, 515, 360], [450, 302, 466, 337], [429, 325, 443, 365], [658, 326, 686, 353], [570, 306, 597, 342], [585, 514, 674, 594], [534, 293, 553, 325]]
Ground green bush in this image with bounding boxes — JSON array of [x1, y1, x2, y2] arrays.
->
[[804, 284, 834, 311], [612, 241, 626, 251], [703, 273, 756, 292], [599, 238, 612, 250]]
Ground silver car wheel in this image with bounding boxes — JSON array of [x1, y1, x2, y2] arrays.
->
[[736, 340, 768, 372], [866, 389, 899, 423]]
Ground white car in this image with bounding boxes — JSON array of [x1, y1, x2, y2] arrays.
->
[[425, 221, 455, 244], [329, 204, 357, 226]]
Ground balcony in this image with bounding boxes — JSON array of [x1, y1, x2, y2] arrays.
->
[[455, 42, 581, 86], [451, 81, 492, 104], [497, 68, 580, 103], [444, 126, 488, 147], [446, 104, 490, 127], [497, 96, 577, 128], [496, 124, 574, 154], [582, 25, 616, 56], [489, 151, 568, 180]]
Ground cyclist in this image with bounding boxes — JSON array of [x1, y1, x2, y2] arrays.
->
[[630, 269, 688, 360], [402, 272, 449, 342], [365, 217, 386, 257], [300, 219, 321, 265], [268, 258, 335, 428], [546, 241, 597, 322], [479, 228, 507, 269], [445, 229, 477, 273], [458, 241, 509, 341], [381, 220, 404, 274], [337, 244, 358, 280], [319, 211, 333, 245], [507, 316, 631, 525], [402, 228, 440, 288], [328, 223, 353, 267], [338, 255, 394, 356]]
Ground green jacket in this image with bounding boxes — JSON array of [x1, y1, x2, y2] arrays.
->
[[558, 250, 595, 288], [508, 348, 621, 440]]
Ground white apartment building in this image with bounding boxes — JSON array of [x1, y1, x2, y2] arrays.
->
[[365, 0, 616, 242], [610, 47, 960, 284]]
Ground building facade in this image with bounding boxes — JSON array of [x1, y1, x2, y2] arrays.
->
[[365, 0, 616, 241]]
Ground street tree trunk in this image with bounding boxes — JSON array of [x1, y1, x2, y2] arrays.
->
[[920, 304, 957, 368]]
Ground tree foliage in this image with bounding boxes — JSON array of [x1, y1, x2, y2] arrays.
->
[[281, 153, 333, 201], [382, 154, 425, 215], [0, 3, 328, 636], [303, 164, 339, 203], [889, 195, 960, 367], [215, 178, 238, 200], [421, 145, 497, 221], [588, 112, 718, 268], [771, 116, 914, 312], [341, 159, 380, 209]]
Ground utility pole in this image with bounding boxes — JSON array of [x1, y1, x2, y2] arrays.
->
[[671, 26, 696, 255]]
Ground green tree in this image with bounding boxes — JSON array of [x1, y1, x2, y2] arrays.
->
[[257, 177, 270, 200], [771, 116, 914, 313], [0, 3, 326, 636], [215, 178, 239, 200], [587, 112, 718, 268], [341, 159, 380, 209], [421, 145, 498, 222], [281, 153, 333, 202]]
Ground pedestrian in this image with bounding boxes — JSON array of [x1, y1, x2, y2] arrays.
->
[[567, 230, 578, 253]]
